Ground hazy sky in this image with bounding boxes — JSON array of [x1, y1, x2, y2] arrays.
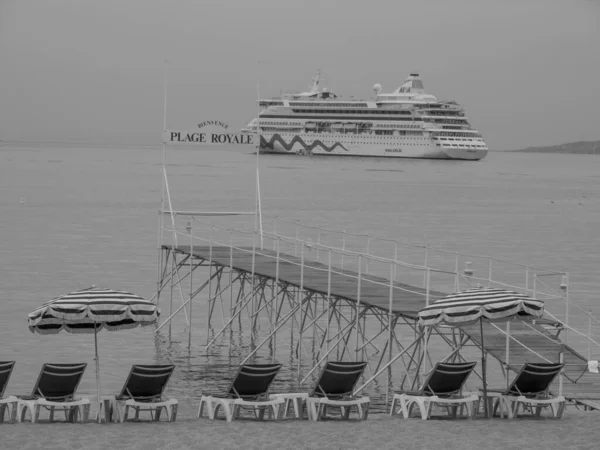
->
[[0, 0, 598, 150]]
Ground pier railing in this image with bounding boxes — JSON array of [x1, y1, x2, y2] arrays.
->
[[158, 211, 600, 364]]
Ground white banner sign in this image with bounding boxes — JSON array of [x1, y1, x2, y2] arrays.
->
[[163, 129, 255, 146]]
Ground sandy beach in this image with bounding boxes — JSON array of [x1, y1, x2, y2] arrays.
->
[[2, 410, 599, 450]]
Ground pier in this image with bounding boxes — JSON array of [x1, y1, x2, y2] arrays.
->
[[153, 213, 600, 410]]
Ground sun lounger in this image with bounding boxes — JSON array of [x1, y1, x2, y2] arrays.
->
[[305, 361, 370, 421], [102, 364, 178, 422], [488, 362, 565, 419], [17, 363, 90, 423], [0, 361, 17, 423], [390, 361, 479, 420], [198, 363, 284, 422]]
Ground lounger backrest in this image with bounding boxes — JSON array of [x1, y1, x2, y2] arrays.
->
[[311, 361, 367, 399], [32, 363, 87, 401], [423, 361, 477, 396], [507, 362, 563, 396], [227, 364, 282, 400], [118, 365, 175, 401], [0, 361, 15, 398]]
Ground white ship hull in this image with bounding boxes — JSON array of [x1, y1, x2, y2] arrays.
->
[[246, 72, 489, 162], [259, 132, 487, 161]]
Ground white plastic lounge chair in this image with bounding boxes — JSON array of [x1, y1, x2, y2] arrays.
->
[[305, 361, 370, 421], [17, 363, 90, 423], [390, 361, 479, 420], [104, 364, 178, 422], [0, 361, 17, 423], [488, 362, 565, 419], [198, 363, 284, 422]]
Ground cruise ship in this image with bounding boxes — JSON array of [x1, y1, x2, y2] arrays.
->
[[242, 72, 488, 160]]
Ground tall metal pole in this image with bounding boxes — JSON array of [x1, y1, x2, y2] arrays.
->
[[298, 243, 305, 389], [480, 318, 489, 419], [326, 249, 332, 357], [157, 60, 168, 307], [94, 327, 102, 423], [255, 61, 263, 249], [188, 219, 194, 346], [355, 255, 362, 362], [386, 261, 394, 411]]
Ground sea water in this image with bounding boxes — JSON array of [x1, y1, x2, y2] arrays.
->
[[1, 143, 599, 412]]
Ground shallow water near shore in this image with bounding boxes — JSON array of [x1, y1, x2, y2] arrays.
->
[[1, 143, 599, 414]]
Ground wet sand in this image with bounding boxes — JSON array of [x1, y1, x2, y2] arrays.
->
[[2, 409, 599, 450]]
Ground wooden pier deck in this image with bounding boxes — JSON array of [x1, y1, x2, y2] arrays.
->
[[172, 245, 447, 319], [168, 244, 598, 402]]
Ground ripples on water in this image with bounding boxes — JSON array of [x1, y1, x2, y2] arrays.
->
[[1, 143, 599, 414]]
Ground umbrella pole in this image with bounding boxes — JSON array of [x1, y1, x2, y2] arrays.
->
[[480, 318, 489, 418], [94, 326, 102, 423]]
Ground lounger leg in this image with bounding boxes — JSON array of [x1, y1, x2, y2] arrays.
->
[[229, 403, 237, 422], [399, 396, 410, 419], [313, 402, 323, 420], [463, 402, 472, 419], [492, 398, 500, 418], [409, 400, 425, 419], [96, 400, 104, 423], [3, 404, 13, 423], [72, 407, 79, 422], [509, 399, 520, 419], [355, 404, 364, 420], [276, 403, 285, 420], [292, 398, 301, 418], [198, 398, 209, 419], [556, 401, 565, 419], [416, 399, 431, 420], [358, 404, 366, 420], [214, 401, 234, 422], [450, 405, 458, 418], [339, 405, 348, 420], [114, 401, 124, 423], [281, 399, 290, 418], [307, 400, 318, 421], [9, 403, 17, 423], [17, 403, 28, 423], [211, 403, 221, 420], [470, 399, 479, 419], [32, 404, 41, 424], [1, 404, 10, 423], [121, 405, 129, 423], [407, 400, 417, 418]]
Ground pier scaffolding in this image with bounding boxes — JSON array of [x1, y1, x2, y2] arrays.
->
[[153, 210, 600, 411], [151, 61, 600, 412]]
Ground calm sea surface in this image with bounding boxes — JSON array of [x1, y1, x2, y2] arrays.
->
[[1, 143, 599, 413]]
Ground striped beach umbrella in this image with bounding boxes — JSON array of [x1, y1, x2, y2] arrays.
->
[[28, 286, 159, 334], [27, 286, 160, 422], [417, 286, 544, 418], [418, 287, 544, 327]]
